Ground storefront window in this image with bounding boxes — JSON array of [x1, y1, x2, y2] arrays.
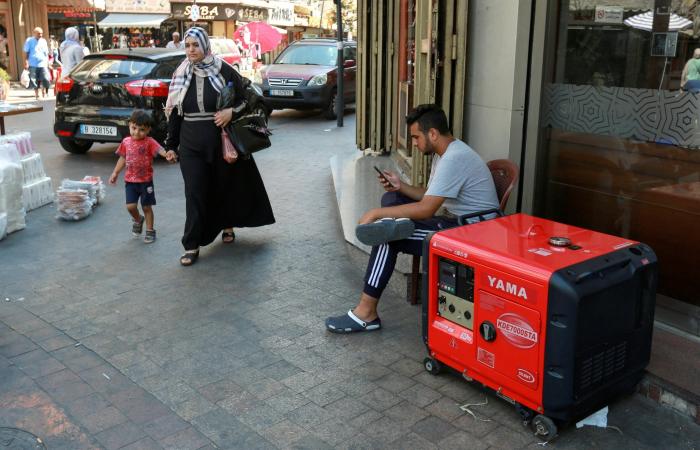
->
[[537, 1, 700, 324]]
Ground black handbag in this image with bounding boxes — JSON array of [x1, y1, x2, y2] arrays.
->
[[224, 113, 272, 159]]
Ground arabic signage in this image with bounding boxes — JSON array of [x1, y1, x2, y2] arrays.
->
[[171, 3, 268, 22], [105, 0, 170, 14], [267, 1, 294, 27], [49, 11, 108, 20]]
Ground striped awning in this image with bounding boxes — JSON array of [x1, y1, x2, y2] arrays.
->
[[624, 11, 693, 32], [98, 13, 170, 28]]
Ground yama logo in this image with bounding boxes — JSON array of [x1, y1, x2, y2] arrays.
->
[[487, 275, 528, 300], [496, 313, 538, 349], [517, 368, 536, 384]]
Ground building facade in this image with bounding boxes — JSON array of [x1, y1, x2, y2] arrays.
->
[[357, 0, 699, 336]]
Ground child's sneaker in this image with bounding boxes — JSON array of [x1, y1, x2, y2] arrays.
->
[[132, 215, 145, 236], [144, 229, 156, 244]]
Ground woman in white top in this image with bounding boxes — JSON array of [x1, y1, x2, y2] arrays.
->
[[59, 27, 84, 76]]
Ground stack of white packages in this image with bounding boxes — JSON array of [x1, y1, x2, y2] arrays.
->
[[0, 143, 26, 239], [81, 176, 106, 204], [56, 178, 98, 221], [0, 132, 34, 157], [21, 153, 53, 211], [56, 187, 93, 221], [61, 179, 98, 204]]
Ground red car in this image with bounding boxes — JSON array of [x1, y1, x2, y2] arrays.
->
[[210, 37, 242, 71]]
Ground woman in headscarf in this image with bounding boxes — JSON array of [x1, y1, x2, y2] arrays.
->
[[164, 27, 275, 266], [58, 27, 83, 76]]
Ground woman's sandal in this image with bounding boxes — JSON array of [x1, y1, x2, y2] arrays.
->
[[180, 250, 199, 266], [222, 230, 236, 244]]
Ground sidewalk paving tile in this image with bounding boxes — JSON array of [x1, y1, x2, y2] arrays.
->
[[94, 421, 147, 450], [411, 415, 459, 443]]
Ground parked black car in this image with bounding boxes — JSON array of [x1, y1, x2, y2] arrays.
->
[[54, 48, 183, 154], [254, 39, 357, 119]]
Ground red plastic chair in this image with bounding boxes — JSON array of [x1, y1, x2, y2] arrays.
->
[[407, 159, 520, 304]]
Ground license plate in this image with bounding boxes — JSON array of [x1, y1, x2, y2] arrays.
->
[[80, 124, 117, 137], [270, 89, 294, 97]]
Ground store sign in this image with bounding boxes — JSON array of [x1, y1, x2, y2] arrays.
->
[[105, 0, 169, 14], [49, 11, 92, 19], [595, 5, 624, 24], [172, 3, 268, 22], [267, 2, 294, 27]]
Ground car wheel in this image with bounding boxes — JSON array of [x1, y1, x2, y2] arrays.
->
[[58, 137, 93, 154], [323, 89, 338, 120]]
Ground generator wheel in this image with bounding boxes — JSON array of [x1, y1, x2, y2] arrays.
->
[[531, 415, 558, 441], [423, 357, 442, 375]]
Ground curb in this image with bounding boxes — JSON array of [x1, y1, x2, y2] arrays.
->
[[639, 373, 700, 424]]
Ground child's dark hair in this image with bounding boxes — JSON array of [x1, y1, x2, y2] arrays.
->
[[129, 110, 152, 127]]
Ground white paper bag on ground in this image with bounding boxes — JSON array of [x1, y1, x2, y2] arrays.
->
[[22, 177, 53, 211], [576, 406, 608, 429]]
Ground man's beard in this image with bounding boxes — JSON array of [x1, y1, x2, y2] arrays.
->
[[423, 140, 436, 155]]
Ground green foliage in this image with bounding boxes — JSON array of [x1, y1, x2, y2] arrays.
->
[[0, 68, 9, 82]]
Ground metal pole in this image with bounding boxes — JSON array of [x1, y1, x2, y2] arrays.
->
[[336, 0, 344, 127], [92, 0, 101, 51]]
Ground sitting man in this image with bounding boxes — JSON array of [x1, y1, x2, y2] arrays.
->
[[326, 104, 499, 333]]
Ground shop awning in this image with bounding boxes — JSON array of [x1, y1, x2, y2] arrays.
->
[[98, 13, 170, 28]]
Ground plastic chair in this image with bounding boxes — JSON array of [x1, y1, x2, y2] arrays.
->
[[407, 159, 519, 305]]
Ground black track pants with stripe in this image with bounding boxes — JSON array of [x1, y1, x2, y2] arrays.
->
[[362, 192, 457, 299]]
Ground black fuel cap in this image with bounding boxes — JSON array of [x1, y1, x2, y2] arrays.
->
[[480, 321, 497, 342]]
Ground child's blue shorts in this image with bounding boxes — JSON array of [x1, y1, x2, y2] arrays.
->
[[125, 181, 156, 206]]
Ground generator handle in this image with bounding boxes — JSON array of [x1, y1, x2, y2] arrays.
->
[[575, 258, 631, 284], [457, 208, 504, 226]]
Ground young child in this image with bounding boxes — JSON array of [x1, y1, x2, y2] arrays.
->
[[109, 110, 175, 243]]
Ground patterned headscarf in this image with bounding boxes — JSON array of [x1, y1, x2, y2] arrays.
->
[[165, 27, 225, 117]]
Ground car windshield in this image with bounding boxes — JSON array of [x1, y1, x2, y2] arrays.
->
[[275, 45, 337, 66], [70, 58, 156, 82]]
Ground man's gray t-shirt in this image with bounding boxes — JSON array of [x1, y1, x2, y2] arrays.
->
[[425, 139, 499, 217]]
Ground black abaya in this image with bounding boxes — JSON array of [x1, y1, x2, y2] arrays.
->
[[166, 63, 275, 250]]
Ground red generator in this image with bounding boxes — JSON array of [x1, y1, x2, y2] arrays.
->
[[421, 213, 657, 440]]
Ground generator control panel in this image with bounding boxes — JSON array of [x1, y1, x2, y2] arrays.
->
[[437, 257, 475, 330]]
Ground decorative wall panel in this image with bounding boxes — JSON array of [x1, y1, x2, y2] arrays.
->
[[542, 83, 700, 148]]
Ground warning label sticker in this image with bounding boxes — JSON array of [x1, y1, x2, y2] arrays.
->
[[477, 347, 495, 368], [528, 248, 552, 256]]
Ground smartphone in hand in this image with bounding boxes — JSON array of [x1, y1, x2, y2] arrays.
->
[[373, 165, 395, 188]]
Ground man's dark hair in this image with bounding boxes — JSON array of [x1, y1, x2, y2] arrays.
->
[[129, 110, 152, 127], [405, 104, 450, 135]]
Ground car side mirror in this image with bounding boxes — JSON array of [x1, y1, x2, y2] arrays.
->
[[344, 59, 356, 68]]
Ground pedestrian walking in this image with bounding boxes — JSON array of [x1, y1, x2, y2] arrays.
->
[[166, 32, 183, 49], [109, 110, 177, 244], [164, 26, 274, 266], [58, 27, 84, 77], [681, 48, 700, 93], [23, 27, 50, 99]]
